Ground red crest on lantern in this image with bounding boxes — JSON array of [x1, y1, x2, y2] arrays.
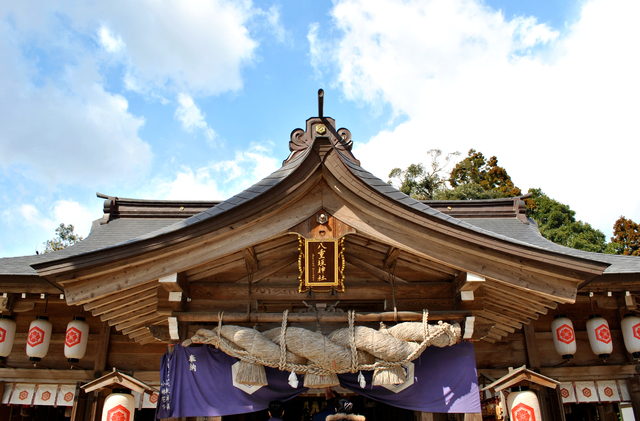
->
[[556, 324, 575, 344], [512, 402, 536, 421], [107, 404, 131, 421], [0, 327, 6, 343], [65, 327, 82, 347], [27, 326, 45, 347], [633, 323, 640, 340], [595, 324, 611, 344]]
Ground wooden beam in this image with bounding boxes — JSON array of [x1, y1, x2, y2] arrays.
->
[[115, 312, 166, 331], [523, 322, 541, 370], [189, 281, 452, 302], [159, 272, 189, 296], [320, 170, 586, 302], [484, 282, 556, 310], [484, 302, 539, 322], [186, 255, 245, 281], [83, 283, 158, 312], [157, 285, 187, 312], [243, 247, 258, 274], [452, 272, 485, 295], [59, 181, 325, 305], [476, 311, 523, 330], [120, 315, 167, 335], [483, 294, 547, 317], [99, 297, 158, 321], [345, 255, 409, 284], [479, 365, 639, 382], [383, 247, 400, 270], [234, 255, 298, 284], [94, 322, 111, 372], [0, 276, 63, 294], [107, 305, 157, 327], [174, 310, 470, 323]]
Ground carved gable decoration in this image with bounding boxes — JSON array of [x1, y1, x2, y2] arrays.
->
[[284, 116, 359, 166]]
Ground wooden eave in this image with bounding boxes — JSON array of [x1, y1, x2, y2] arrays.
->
[[481, 365, 559, 393], [34, 144, 607, 284], [34, 141, 608, 302], [326, 156, 607, 278], [27, 121, 615, 345]]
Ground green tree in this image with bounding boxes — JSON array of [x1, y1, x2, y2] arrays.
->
[[526, 188, 607, 253], [43, 223, 84, 253], [388, 149, 459, 200], [606, 216, 640, 256], [447, 149, 522, 198]]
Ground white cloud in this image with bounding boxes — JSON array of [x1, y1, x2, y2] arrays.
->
[[51, 199, 99, 238], [98, 24, 125, 53], [12, 200, 99, 254], [175, 93, 217, 146], [316, 0, 640, 234], [0, 8, 152, 187], [151, 143, 280, 201], [86, 0, 259, 95]]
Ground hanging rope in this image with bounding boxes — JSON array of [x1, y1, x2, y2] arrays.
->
[[187, 309, 461, 378], [279, 310, 289, 370], [348, 310, 357, 372], [216, 311, 224, 349]]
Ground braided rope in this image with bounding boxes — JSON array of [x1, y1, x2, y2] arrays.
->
[[279, 310, 289, 370], [348, 310, 357, 373], [216, 311, 224, 349], [189, 309, 460, 376]]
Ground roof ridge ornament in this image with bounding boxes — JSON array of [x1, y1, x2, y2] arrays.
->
[[283, 89, 360, 166]]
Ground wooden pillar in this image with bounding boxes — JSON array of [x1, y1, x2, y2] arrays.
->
[[70, 382, 84, 421], [463, 414, 482, 421], [89, 321, 111, 421], [627, 375, 640, 419], [523, 322, 541, 370]]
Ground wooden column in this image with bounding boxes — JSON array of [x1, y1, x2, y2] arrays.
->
[[70, 382, 84, 421], [627, 375, 640, 420], [418, 412, 434, 421], [89, 321, 111, 421], [522, 322, 541, 370], [463, 414, 482, 421]]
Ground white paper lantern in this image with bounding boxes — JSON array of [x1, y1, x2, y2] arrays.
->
[[101, 390, 136, 421], [507, 387, 542, 421], [551, 315, 576, 359], [0, 315, 17, 360], [26, 316, 52, 362], [621, 313, 640, 359], [586, 314, 613, 359], [64, 316, 90, 362]]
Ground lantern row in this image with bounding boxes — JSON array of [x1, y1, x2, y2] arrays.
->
[[0, 315, 90, 363], [551, 314, 640, 360]]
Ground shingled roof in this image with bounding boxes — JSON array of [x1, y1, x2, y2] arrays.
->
[[2, 115, 640, 282]]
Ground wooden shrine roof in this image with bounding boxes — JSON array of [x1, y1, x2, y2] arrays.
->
[[1, 113, 640, 346]]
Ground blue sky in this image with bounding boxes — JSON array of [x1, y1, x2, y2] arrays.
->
[[1, 0, 639, 257]]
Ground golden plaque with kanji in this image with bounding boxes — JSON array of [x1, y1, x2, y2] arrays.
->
[[298, 236, 345, 293]]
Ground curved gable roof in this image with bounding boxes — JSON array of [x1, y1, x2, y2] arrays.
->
[[0, 114, 633, 282]]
